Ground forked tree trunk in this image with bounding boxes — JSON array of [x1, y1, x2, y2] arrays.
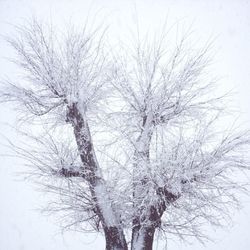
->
[[68, 104, 166, 250]]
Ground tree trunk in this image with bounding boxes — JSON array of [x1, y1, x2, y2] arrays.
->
[[131, 113, 156, 249], [131, 204, 162, 250], [67, 102, 128, 250], [104, 226, 128, 250], [131, 225, 156, 250]]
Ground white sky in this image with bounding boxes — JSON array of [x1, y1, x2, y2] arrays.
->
[[0, 0, 250, 249]]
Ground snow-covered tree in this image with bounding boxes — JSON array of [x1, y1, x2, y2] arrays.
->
[[1, 19, 250, 250]]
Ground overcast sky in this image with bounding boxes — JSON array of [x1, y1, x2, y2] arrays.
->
[[0, 0, 250, 250]]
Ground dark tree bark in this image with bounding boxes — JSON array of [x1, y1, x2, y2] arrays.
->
[[131, 204, 165, 250], [104, 226, 128, 250], [67, 102, 128, 250]]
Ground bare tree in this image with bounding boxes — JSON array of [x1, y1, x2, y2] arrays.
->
[[1, 19, 250, 250]]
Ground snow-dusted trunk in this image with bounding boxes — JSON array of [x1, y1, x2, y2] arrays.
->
[[131, 203, 164, 250], [131, 226, 156, 250], [67, 103, 128, 250], [131, 113, 159, 250]]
